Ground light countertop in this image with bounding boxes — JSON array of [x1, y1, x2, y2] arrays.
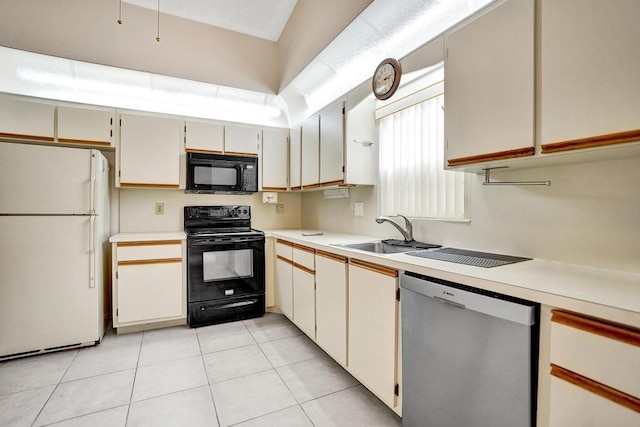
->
[[264, 229, 640, 328], [109, 231, 186, 243]]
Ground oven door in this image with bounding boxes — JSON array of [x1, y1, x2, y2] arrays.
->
[[187, 235, 264, 302]]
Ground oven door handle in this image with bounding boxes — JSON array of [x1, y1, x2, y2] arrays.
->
[[188, 237, 263, 246], [200, 299, 258, 310]]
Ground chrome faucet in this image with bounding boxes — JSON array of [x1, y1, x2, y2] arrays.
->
[[375, 214, 414, 243]]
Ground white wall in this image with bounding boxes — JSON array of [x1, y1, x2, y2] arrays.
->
[[119, 189, 302, 233], [301, 156, 640, 274], [0, 0, 278, 93]]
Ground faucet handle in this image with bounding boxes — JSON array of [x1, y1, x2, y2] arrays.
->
[[396, 214, 411, 227]]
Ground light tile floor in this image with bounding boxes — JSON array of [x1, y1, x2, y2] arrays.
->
[[0, 313, 402, 426]]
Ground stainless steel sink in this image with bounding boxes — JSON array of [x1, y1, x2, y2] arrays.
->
[[333, 241, 416, 254]]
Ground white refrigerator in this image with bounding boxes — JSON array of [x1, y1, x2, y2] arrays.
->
[[0, 142, 110, 360]]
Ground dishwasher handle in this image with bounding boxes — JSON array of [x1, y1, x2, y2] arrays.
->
[[433, 296, 466, 309], [401, 272, 537, 326]]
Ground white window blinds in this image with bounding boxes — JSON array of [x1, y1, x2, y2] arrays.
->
[[378, 90, 469, 220]]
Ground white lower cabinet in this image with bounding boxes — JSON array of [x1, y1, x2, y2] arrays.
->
[[292, 265, 315, 338], [292, 245, 316, 338], [272, 241, 401, 414], [315, 251, 348, 366], [112, 240, 185, 329], [548, 309, 640, 426], [549, 376, 638, 426], [275, 240, 294, 319], [348, 259, 400, 412]]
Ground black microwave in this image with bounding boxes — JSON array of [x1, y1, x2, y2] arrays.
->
[[186, 152, 258, 194]]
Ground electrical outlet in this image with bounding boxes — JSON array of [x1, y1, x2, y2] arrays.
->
[[354, 202, 364, 216], [155, 202, 164, 215], [276, 204, 285, 214]]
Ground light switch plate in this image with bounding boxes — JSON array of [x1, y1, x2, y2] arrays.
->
[[354, 202, 364, 216], [262, 192, 278, 204]]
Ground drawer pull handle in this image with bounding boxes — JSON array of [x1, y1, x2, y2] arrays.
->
[[551, 364, 640, 414]]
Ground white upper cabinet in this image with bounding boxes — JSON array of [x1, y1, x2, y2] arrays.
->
[[225, 125, 261, 156], [57, 105, 115, 147], [345, 96, 378, 185], [319, 100, 345, 185], [184, 120, 224, 153], [118, 113, 182, 188], [0, 96, 54, 142], [301, 115, 320, 188], [261, 128, 289, 191], [444, 0, 535, 167], [540, 0, 640, 153], [289, 125, 302, 190]]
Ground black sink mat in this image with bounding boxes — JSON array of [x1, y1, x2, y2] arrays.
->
[[382, 239, 441, 249], [406, 247, 531, 268]]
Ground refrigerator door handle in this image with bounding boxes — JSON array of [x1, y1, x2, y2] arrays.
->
[[89, 152, 96, 215], [89, 215, 96, 288]]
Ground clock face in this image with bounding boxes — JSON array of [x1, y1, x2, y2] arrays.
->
[[372, 58, 401, 100]]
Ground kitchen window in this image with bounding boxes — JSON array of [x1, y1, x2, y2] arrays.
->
[[376, 64, 469, 220]]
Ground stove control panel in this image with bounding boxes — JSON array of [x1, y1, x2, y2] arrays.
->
[[185, 205, 251, 220]]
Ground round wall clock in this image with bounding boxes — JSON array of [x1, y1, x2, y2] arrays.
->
[[372, 58, 402, 100]]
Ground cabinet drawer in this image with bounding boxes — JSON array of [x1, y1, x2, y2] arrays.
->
[[117, 241, 182, 262], [293, 245, 315, 271], [550, 310, 640, 398], [275, 240, 293, 260], [549, 375, 639, 426]]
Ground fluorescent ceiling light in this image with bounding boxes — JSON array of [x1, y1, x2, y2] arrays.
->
[[0, 46, 288, 127]]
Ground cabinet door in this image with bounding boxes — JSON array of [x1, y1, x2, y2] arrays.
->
[[540, 0, 640, 151], [348, 261, 399, 408], [262, 128, 289, 191], [345, 96, 378, 185], [185, 120, 224, 153], [292, 265, 315, 339], [0, 97, 54, 142], [301, 115, 320, 188], [315, 252, 347, 366], [275, 256, 293, 319], [290, 125, 302, 190], [119, 113, 181, 188], [117, 261, 183, 324], [225, 125, 260, 156], [57, 105, 115, 147], [444, 0, 534, 167], [319, 100, 345, 185]]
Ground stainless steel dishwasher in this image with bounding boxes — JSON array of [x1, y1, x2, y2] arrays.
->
[[400, 272, 539, 427]]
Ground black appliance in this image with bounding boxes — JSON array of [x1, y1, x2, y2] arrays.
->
[[184, 205, 265, 327], [186, 152, 258, 194]]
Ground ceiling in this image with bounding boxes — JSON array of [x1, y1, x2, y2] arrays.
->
[[122, 0, 298, 41], [0, 0, 494, 127]]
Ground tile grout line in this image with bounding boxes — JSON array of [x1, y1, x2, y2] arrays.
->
[[30, 349, 80, 427], [225, 403, 304, 427], [124, 329, 145, 426], [252, 324, 318, 426], [195, 327, 222, 427]]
